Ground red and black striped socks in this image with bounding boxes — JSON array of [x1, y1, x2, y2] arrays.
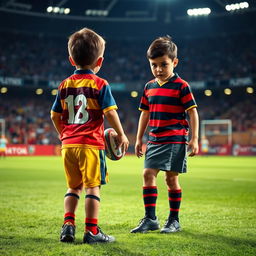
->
[[143, 186, 158, 220], [168, 189, 182, 221], [64, 212, 75, 225], [85, 218, 98, 235], [85, 194, 100, 235]]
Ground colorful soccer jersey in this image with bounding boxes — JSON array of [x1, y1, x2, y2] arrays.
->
[[51, 69, 117, 148], [139, 73, 197, 144]]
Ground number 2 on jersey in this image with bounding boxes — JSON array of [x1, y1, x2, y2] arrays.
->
[[65, 94, 89, 124]]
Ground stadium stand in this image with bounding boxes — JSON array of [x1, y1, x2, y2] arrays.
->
[[0, 87, 255, 146], [0, 30, 255, 147], [0, 30, 256, 83]]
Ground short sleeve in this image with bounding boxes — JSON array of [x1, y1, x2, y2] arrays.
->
[[98, 83, 117, 113], [139, 87, 149, 111], [51, 91, 63, 113], [180, 83, 197, 111]]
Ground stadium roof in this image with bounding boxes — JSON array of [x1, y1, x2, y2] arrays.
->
[[0, 0, 255, 38], [1, 0, 255, 22]]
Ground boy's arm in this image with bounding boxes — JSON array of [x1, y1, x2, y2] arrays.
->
[[104, 109, 129, 153], [187, 107, 199, 156], [135, 110, 150, 158], [50, 110, 63, 135]]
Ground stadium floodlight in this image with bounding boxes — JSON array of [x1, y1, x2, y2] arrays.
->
[[85, 9, 109, 16], [187, 8, 211, 16], [98, 10, 104, 16], [51, 89, 58, 96], [225, 2, 249, 11], [225, 5, 231, 11], [0, 87, 8, 94], [92, 10, 98, 15], [64, 8, 70, 14], [131, 91, 138, 98], [85, 10, 91, 15], [47, 6, 70, 15], [102, 10, 108, 16], [204, 89, 212, 96], [36, 88, 43, 95], [224, 88, 232, 95], [47, 6, 53, 13], [240, 2, 249, 8], [53, 7, 60, 13], [246, 87, 254, 94]]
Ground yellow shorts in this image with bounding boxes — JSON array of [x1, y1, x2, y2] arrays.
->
[[61, 147, 108, 189]]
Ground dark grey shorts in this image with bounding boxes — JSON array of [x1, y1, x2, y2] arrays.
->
[[144, 143, 187, 173]]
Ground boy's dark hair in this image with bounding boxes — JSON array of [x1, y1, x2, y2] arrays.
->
[[147, 35, 177, 60], [68, 28, 105, 67]]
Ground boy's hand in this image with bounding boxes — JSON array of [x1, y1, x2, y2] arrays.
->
[[187, 139, 199, 157], [116, 134, 129, 155], [135, 139, 143, 158]]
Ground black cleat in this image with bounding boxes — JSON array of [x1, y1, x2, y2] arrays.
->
[[130, 217, 160, 233], [83, 228, 115, 244], [60, 223, 76, 242], [160, 218, 181, 233]]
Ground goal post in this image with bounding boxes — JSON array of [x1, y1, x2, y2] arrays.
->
[[200, 119, 232, 146]]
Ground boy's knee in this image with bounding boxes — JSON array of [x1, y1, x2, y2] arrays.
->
[[165, 173, 180, 189], [68, 183, 83, 195], [143, 168, 157, 182], [86, 186, 100, 196], [166, 177, 175, 187]]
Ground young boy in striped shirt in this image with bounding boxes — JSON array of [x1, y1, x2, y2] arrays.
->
[[131, 36, 199, 233]]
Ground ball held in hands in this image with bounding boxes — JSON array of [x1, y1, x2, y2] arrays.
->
[[104, 128, 124, 160]]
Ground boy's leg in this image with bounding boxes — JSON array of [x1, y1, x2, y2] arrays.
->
[[130, 168, 160, 233], [60, 147, 83, 242], [84, 186, 100, 235], [64, 186, 83, 214], [60, 185, 83, 242], [143, 168, 159, 219], [161, 171, 182, 233], [83, 186, 115, 243]]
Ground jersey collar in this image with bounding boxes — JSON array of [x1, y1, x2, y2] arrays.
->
[[74, 69, 94, 75], [156, 73, 179, 86], [170, 72, 179, 81]]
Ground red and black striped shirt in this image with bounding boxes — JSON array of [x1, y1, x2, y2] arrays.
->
[[139, 73, 197, 144]]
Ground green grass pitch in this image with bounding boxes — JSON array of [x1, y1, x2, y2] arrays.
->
[[0, 156, 255, 256]]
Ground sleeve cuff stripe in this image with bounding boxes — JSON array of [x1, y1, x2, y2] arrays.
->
[[186, 105, 197, 111], [103, 105, 118, 113]]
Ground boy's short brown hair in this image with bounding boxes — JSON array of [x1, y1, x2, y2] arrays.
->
[[68, 28, 105, 67], [147, 35, 177, 60]]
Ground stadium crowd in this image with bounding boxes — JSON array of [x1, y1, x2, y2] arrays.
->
[[0, 29, 255, 145], [0, 96, 59, 145], [0, 30, 255, 83], [0, 91, 255, 145]]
